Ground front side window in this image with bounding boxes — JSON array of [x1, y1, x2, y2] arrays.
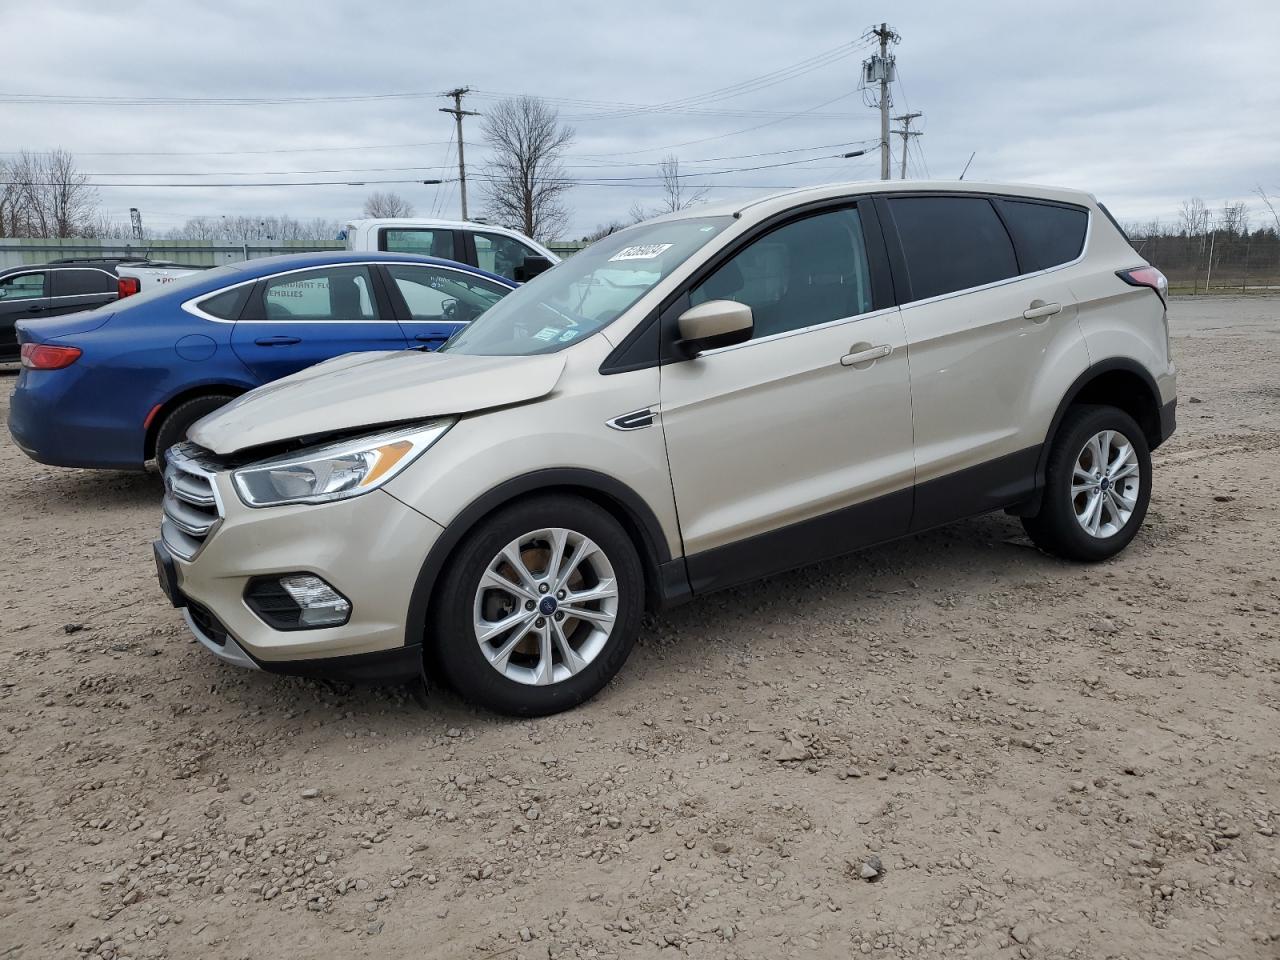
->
[[443, 216, 733, 357], [690, 207, 872, 340], [888, 196, 1018, 302], [254, 266, 377, 321], [381, 228, 456, 261], [475, 232, 537, 281], [997, 199, 1088, 272], [0, 272, 47, 301], [385, 263, 510, 323]]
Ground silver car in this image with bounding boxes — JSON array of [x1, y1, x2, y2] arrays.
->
[[154, 180, 1176, 715]]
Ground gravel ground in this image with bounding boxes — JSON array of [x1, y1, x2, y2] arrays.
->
[[1, 296, 1278, 960]]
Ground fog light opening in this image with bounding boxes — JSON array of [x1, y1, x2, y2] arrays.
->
[[245, 574, 351, 630]]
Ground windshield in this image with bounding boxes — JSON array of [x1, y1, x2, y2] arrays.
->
[[441, 216, 733, 356]]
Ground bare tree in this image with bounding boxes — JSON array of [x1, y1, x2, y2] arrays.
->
[[362, 191, 415, 219], [1255, 185, 1280, 236], [480, 96, 575, 240], [1178, 197, 1209, 238], [627, 201, 654, 225], [659, 154, 707, 214], [1, 149, 100, 237], [582, 220, 626, 243]]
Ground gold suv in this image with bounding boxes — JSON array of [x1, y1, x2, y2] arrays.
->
[[154, 180, 1176, 715]]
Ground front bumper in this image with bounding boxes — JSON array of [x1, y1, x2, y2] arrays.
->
[[161, 473, 444, 681]]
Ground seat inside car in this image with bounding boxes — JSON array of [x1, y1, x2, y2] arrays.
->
[[770, 216, 868, 336]]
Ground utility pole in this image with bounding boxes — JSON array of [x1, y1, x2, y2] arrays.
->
[[439, 88, 480, 220], [891, 112, 922, 180], [864, 24, 900, 180]]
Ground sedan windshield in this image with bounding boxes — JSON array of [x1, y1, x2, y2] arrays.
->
[[441, 216, 733, 356]]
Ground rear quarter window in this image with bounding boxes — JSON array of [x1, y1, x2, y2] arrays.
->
[[887, 195, 1018, 302], [996, 199, 1089, 272], [197, 285, 251, 320]]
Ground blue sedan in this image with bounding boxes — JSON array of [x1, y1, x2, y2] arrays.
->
[[7, 251, 514, 470]]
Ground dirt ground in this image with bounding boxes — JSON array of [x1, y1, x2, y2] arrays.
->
[[1, 296, 1277, 960]]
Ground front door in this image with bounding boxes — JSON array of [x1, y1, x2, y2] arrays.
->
[[380, 262, 512, 350], [231, 264, 407, 383], [0, 270, 50, 360], [659, 205, 915, 593]]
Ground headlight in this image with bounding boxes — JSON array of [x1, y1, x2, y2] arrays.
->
[[232, 421, 453, 507]]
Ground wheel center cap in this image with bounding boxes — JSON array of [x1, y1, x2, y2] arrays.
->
[[1100, 477, 1111, 492], [538, 596, 558, 616]]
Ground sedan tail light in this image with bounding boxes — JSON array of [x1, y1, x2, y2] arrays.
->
[[117, 276, 141, 298], [20, 343, 82, 370], [1117, 266, 1168, 306]]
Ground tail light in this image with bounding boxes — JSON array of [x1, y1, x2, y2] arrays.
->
[[117, 276, 141, 298], [20, 343, 82, 370], [1117, 266, 1168, 307]]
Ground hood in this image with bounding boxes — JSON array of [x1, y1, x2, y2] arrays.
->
[[190, 349, 566, 455]]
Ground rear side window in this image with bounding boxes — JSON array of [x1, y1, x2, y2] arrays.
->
[[197, 285, 251, 320], [380, 228, 456, 261], [997, 199, 1088, 271], [252, 266, 378, 322], [887, 196, 1018, 302], [53, 268, 115, 297]]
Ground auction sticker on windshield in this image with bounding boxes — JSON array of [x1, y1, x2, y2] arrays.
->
[[609, 243, 673, 262]]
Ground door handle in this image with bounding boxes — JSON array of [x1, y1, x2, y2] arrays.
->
[[1023, 300, 1062, 321], [26, 304, 47, 313], [253, 335, 301, 346], [413, 334, 444, 342], [840, 344, 892, 367]]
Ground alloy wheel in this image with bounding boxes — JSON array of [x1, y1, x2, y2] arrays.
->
[[1071, 429, 1141, 538], [472, 527, 619, 686]]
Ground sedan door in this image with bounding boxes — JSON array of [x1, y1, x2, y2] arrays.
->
[[658, 203, 915, 594], [380, 262, 513, 350], [230, 264, 407, 383], [0, 271, 50, 360]]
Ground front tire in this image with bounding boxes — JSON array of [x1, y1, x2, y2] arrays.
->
[[432, 495, 644, 716], [1022, 404, 1151, 562]]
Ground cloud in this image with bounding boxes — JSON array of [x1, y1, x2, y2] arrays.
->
[[4, 0, 1278, 237]]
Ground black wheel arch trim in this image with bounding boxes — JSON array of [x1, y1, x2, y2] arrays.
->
[[1037, 357, 1169, 491], [403, 468, 685, 649]]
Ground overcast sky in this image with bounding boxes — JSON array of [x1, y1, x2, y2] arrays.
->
[[4, 0, 1279, 239]]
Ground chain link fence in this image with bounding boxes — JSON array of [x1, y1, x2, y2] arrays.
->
[[1130, 231, 1280, 294]]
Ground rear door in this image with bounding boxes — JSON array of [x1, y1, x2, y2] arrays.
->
[[0, 271, 50, 359], [379, 262, 512, 349], [48, 266, 117, 317], [230, 264, 407, 383], [877, 193, 1090, 528]]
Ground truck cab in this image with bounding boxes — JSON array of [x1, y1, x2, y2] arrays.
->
[[342, 218, 559, 283]]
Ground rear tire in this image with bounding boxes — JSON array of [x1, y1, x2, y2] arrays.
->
[[432, 494, 644, 716], [1022, 404, 1151, 562], [153, 394, 236, 468]]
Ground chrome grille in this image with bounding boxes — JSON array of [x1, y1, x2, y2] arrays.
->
[[161, 442, 223, 560]]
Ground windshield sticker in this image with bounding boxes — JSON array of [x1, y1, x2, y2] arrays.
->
[[609, 243, 673, 262], [558, 329, 580, 342], [533, 326, 562, 341]]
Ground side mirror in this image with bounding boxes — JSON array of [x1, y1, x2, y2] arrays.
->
[[676, 299, 753, 356], [513, 255, 554, 283]]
